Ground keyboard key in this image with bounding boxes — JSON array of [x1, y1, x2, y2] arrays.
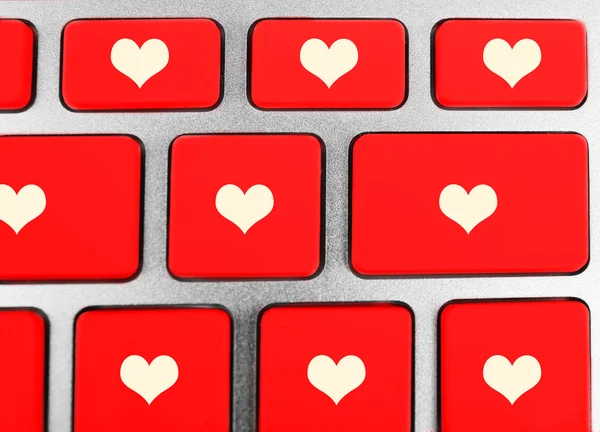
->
[[0, 135, 142, 281], [74, 307, 231, 432], [258, 303, 413, 432], [0, 309, 47, 432], [0, 20, 35, 111], [440, 299, 590, 432], [434, 19, 587, 108], [351, 133, 588, 276], [249, 19, 407, 109], [168, 134, 323, 279], [62, 19, 223, 111]]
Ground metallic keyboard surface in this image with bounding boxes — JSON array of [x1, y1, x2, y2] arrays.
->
[[0, 0, 598, 430]]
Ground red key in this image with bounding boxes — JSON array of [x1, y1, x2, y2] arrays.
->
[[168, 134, 323, 279], [0, 309, 47, 432], [258, 303, 413, 432], [0, 20, 35, 111], [62, 19, 223, 111], [0, 135, 142, 281], [249, 19, 407, 109], [74, 307, 231, 432], [351, 133, 589, 276], [434, 19, 587, 108], [440, 299, 590, 432]]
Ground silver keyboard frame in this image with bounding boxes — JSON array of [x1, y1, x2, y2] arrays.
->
[[0, 0, 598, 431]]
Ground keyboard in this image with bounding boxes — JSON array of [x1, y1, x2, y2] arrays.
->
[[0, 0, 597, 431]]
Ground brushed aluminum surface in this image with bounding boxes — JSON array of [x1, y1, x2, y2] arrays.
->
[[0, 0, 598, 430]]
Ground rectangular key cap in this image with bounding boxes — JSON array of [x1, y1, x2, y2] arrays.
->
[[74, 307, 231, 432], [249, 19, 407, 109], [62, 19, 223, 111], [258, 303, 413, 431], [440, 299, 590, 432], [168, 134, 323, 279], [351, 133, 588, 276], [434, 19, 587, 108], [0, 135, 142, 281], [0, 20, 35, 111], [0, 309, 47, 432]]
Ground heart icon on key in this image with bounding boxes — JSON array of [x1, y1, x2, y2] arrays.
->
[[111, 38, 170, 88], [0, 184, 46, 234], [120, 355, 179, 405], [483, 355, 542, 405], [439, 184, 498, 234], [215, 184, 274, 234], [483, 38, 542, 88], [307, 355, 366, 405], [300, 38, 359, 88]]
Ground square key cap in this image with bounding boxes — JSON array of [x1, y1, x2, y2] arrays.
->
[[350, 133, 589, 276], [0, 309, 47, 432], [74, 307, 231, 432], [249, 19, 407, 109], [0, 135, 142, 281], [62, 19, 223, 111], [440, 299, 590, 432], [0, 20, 35, 111], [168, 134, 324, 279], [434, 19, 587, 108], [258, 303, 413, 432]]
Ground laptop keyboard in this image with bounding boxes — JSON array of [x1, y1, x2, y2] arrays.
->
[[0, 1, 597, 431]]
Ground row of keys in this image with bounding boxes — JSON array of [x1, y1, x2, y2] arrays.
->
[[0, 133, 588, 281], [1, 298, 590, 432], [0, 18, 587, 111]]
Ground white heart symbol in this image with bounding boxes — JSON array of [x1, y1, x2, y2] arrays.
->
[[483, 38, 542, 88], [0, 184, 46, 234], [215, 184, 274, 234], [111, 38, 170, 88], [307, 355, 366, 405], [300, 38, 359, 88], [120, 355, 179, 405], [483, 355, 542, 405], [439, 184, 497, 234]]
